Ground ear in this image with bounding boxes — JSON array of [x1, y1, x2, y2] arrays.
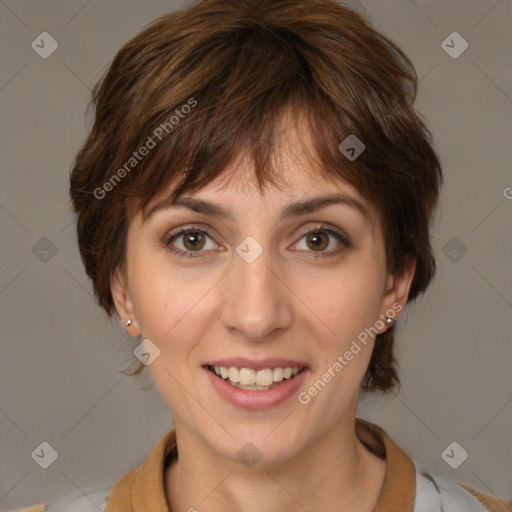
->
[[111, 267, 141, 336], [379, 257, 417, 324]]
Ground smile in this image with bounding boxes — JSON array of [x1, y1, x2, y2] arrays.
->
[[207, 365, 303, 390], [203, 358, 309, 410]]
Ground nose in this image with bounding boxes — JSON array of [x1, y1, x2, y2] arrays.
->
[[219, 243, 293, 343]]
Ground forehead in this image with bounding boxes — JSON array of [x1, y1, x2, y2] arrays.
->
[[139, 152, 376, 234], [141, 111, 376, 223], [194, 151, 366, 212], [137, 163, 378, 243]]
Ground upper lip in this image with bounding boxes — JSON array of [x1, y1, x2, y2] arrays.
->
[[203, 358, 309, 371]]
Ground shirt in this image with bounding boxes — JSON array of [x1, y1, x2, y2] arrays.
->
[[11, 418, 512, 512]]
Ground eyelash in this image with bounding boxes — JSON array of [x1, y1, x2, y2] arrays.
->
[[165, 224, 351, 260]]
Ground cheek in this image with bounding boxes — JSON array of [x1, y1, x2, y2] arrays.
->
[[129, 256, 218, 346], [136, 278, 202, 339], [300, 267, 384, 411], [302, 258, 385, 348]]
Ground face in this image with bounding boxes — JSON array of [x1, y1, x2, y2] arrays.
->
[[111, 124, 415, 468]]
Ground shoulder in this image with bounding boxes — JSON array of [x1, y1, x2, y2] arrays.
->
[[8, 486, 111, 512], [413, 460, 512, 512]]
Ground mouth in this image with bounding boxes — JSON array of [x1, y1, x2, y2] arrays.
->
[[205, 364, 306, 391]]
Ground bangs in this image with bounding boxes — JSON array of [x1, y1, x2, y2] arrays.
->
[[112, 20, 395, 218]]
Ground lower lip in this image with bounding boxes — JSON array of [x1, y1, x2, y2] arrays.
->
[[204, 367, 308, 411]]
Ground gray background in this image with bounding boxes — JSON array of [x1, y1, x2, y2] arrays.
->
[[1, 0, 511, 509]]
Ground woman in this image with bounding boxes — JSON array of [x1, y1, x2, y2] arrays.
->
[[15, 0, 511, 510]]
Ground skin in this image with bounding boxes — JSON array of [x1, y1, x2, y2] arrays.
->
[[111, 119, 416, 512]]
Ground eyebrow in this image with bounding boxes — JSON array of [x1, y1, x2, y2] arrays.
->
[[142, 192, 368, 223]]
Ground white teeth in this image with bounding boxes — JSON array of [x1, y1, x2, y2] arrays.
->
[[211, 365, 302, 387], [257, 368, 274, 386], [273, 367, 284, 382], [228, 367, 240, 383], [239, 368, 256, 385]]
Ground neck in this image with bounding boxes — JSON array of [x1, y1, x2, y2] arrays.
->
[[165, 409, 386, 512]]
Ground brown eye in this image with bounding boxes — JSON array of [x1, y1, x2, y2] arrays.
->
[[306, 232, 329, 251], [166, 227, 217, 258], [291, 225, 351, 258], [183, 230, 206, 251]]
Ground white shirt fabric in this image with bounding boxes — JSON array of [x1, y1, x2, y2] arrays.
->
[[43, 487, 109, 512], [412, 460, 490, 512]]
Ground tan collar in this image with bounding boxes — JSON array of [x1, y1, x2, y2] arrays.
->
[[356, 418, 416, 512], [105, 418, 416, 512]]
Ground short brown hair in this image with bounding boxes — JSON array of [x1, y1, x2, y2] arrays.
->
[[69, 0, 442, 393]]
